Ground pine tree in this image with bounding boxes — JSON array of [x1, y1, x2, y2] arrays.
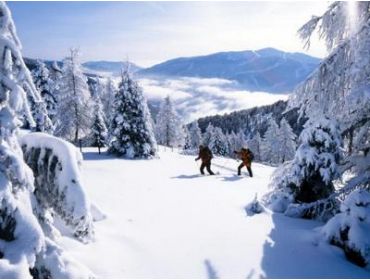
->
[[261, 119, 280, 164], [281, 1, 370, 266], [209, 127, 229, 156], [292, 2, 370, 192], [277, 118, 296, 163], [89, 95, 108, 151], [155, 96, 184, 148], [247, 131, 262, 161], [103, 77, 117, 123], [267, 116, 342, 217], [226, 132, 237, 157], [202, 123, 215, 146], [0, 3, 92, 277], [55, 48, 93, 143], [32, 60, 57, 124], [321, 189, 370, 267], [22, 64, 53, 133], [108, 70, 156, 158], [184, 121, 202, 152], [235, 130, 247, 150], [30, 100, 54, 133]]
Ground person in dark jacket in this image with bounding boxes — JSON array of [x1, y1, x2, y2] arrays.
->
[[195, 145, 215, 175], [234, 148, 253, 177]]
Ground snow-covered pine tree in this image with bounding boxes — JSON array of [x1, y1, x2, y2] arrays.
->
[[103, 77, 117, 123], [54, 48, 93, 143], [277, 118, 296, 163], [50, 61, 62, 81], [226, 132, 237, 157], [32, 60, 57, 124], [0, 3, 92, 277], [235, 130, 247, 150], [261, 118, 280, 165], [292, 2, 370, 193], [209, 127, 229, 156], [32, 100, 54, 133], [321, 189, 370, 267], [247, 131, 262, 162], [202, 123, 215, 147], [155, 95, 184, 148], [184, 120, 202, 153], [19, 64, 53, 133], [89, 95, 108, 151], [267, 116, 342, 219], [108, 69, 156, 158]]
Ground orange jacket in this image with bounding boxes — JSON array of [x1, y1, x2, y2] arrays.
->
[[235, 149, 252, 167]]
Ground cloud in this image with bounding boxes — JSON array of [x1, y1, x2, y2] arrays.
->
[[138, 76, 288, 123]]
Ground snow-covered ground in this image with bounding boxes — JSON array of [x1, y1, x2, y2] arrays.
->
[[60, 147, 370, 278]]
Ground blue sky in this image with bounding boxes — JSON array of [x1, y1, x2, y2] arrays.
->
[[8, 1, 329, 67]]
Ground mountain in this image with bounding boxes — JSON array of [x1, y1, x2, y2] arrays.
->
[[139, 48, 321, 93], [196, 100, 306, 139], [82, 61, 142, 76]]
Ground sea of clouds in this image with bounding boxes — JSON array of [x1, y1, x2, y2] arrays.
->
[[138, 76, 288, 123]]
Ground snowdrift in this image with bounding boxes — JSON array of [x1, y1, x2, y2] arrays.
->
[[20, 132, 94, 241]]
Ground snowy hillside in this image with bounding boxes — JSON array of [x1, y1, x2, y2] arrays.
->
[[138, 48, 320, 93], [59, 147, 370, 278]]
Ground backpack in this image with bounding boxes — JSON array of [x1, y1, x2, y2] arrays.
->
[[248, 149, 255, 161], [205, 147, 213, 159]]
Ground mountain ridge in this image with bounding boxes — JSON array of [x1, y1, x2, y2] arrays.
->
[[138, 48, 321, 93]]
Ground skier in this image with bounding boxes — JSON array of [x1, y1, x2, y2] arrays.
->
[[195, 145, 215, 175], [234, 148, 254, 177]]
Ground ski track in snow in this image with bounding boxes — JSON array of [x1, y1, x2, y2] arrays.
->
[[60, 147, 370, 278]]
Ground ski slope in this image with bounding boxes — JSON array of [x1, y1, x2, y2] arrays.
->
[[60, 147, 370, 278]]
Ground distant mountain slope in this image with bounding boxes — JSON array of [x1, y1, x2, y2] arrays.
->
[[196, 100, 306, 139], [139, 48, 321, 93], [82, 61, 142, 75]]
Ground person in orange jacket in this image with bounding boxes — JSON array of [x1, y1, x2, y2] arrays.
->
[[234, 148, 254, 177]]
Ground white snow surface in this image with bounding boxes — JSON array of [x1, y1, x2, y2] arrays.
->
[[60, 147, 370, 278]]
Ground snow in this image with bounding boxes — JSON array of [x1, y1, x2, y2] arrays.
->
[[20, 132, 93, 241], [59, 147, 370, 278]]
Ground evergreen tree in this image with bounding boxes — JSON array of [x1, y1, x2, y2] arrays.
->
[[247, 131, 262, 161], [89, 95, 108, 150], [209, 127, 229, 156], [108, 70, 156, 158], [184, 120, 202, 151], [321, 189, 370, 267], [202, 123, 215, 146], [55, 48, 93, 143], [103, 77, 117, 123], [292, 2, 370, 195], [22, 61, 53, 133], [155, 96, 184, 148], [235, 130, 247, 150], [278, 118, 296, 163], [0, 3, 92, 277], [261, 119, 280, 164], [32, 60, 57, 124], [30, 100, 54, 133], [267, 116, 342, 217], [226, 132, 237, 157]]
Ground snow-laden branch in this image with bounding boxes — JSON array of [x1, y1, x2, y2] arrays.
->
[[20, 132, 94, 241]]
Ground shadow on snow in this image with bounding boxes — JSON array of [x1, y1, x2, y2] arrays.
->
[[260, 213, 370, 278], [204, 259, 219, 279]]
